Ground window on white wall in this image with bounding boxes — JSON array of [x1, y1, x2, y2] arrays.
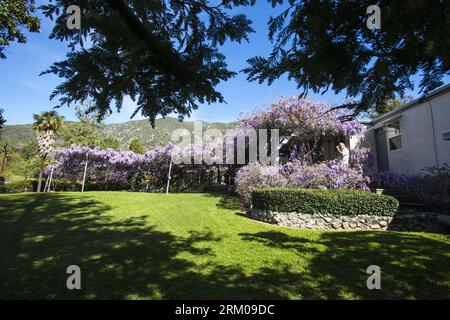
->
[[387, 121, 402, 151], [443, 130, 450, 141]]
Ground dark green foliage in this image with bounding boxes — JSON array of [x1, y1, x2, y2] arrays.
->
[[252, 188, 399, 216], [245, 0, 450, 116], [40, 0, 255, 124], [368, 96, 414, 119], [61, 106, 120, 149], [0, 177, 228, 193], [0, 179, 132, 193], [0, 140, 40, 180], [20, 140, 38, 159], [44, 179, 131, 192], [102, 137, 120, 150], [129, 139, 145, 154], [0, 0, 40, 59], [0, 179, 34, 193]]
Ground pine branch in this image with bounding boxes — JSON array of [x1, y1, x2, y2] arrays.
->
[[105, 0, 201, 83]]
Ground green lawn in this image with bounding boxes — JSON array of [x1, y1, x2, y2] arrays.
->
[[0, 192, 449, 299]]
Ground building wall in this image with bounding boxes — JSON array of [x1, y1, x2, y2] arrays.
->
[[366, 90, 450, 175], [387, 100, 436, 174], [430, 92, 450, 168], [364, 129, 378, 173]]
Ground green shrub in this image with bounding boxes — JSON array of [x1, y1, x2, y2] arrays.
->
[[251, 188, 399, 216], [0, 180, 35, 193], [0, 179, 132, 193], [42, 180, 131, 192]]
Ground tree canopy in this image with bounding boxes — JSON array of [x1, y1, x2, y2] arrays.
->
[[61, 106, 120, 149], [5, 1, 449, 122], [244, 0, 450, 116], [0, 0, 40, 59], [129, 139, 145, 154], [32, 111, 64, 136], [368, 96, 413, 119], [40, 0, 255, 125]]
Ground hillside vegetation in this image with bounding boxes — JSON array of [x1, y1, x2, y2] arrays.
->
[[2, 117, 236, 150]]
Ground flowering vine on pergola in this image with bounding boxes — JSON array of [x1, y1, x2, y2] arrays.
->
[[237, 97, 367, 163], [45, 142, 237, 191], [44, 97, 372, 192], [47, 145, 177, 181]]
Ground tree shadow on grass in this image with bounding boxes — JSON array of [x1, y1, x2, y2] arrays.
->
[[204, 192, 242, 211], [239, 230, 450, 299], [0, 193, 299, 299], [1, 193, 449, 299]]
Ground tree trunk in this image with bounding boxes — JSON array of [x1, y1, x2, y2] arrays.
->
[[216, 165, 221, 184], [37, 160, 44, 192], [0, 143, 9, 176]]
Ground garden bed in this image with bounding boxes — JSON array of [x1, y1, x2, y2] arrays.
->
[[248, 209, 444, 232], [250, 188, 447, 232]]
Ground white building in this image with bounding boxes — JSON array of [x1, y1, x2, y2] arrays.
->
[[365, 84, 450, 175]]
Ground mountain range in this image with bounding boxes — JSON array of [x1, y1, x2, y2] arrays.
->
[[2, 117, 236, 150]]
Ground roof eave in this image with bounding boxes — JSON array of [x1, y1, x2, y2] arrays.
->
[[369, 83, 450, 125]]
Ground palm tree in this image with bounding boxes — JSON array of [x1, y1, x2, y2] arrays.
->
[[33, 111, 64, 192]]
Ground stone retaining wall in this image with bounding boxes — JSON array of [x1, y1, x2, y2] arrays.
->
[[248, 209, 442, 232]]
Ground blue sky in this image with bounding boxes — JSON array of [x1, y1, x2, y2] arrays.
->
[[1, 1, 447, 125]]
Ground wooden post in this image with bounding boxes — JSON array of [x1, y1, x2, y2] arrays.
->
[[81, 154, 89, 192], [43, 174, 50, 192], [145, 165, 150, 192], [165, 161, 172, 195], [46, 165, 55, 192], [44, 156, 52, 192]]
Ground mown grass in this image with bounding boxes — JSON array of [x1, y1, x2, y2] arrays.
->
[[0, 192, 449, 299]]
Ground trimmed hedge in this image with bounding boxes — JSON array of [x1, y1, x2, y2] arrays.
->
[[46, 180, 131, 191], [0, 180, 35, 193], [0, 179, 131, 193], [251, 188, 400, 216]]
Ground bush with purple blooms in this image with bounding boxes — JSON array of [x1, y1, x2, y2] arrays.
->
[[235, 163, 287, 207], [370, 164, 450, 211]]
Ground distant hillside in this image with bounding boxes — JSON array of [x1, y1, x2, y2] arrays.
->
[[1, 117, 236, 150], [1, 124, 35, 145]]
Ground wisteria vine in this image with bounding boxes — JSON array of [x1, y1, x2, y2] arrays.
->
[[46, 97, 373, 196]]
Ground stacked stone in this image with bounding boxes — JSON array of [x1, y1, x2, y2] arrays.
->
[[248, 210, 440, 232]]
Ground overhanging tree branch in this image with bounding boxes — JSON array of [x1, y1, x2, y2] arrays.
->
[[105, 0, 200, 83]]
